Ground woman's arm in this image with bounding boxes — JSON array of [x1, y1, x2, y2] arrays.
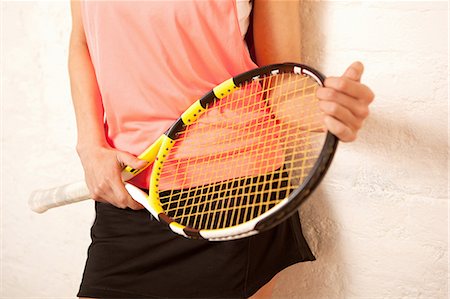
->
[[68, 1, 106, 150], [252, 0, 301, 65], [252, 0, 374, 142], [69, 1, 146, 209]]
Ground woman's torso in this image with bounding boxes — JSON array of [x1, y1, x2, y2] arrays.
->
[[81, 0, 258, 188]]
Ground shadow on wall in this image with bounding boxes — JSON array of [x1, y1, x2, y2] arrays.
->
[[303, 188, 347, 297], [299, 1, 329, 71], [274, 3, 348, 298], [273, 189, 346, 299]]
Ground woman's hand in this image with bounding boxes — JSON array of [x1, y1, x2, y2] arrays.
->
[[77, 145, 148, 210], [316, 61, 374, 142], [70, 2, 146, 210]]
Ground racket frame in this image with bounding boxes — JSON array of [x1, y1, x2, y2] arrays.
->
[[140, 62, 339, 240]]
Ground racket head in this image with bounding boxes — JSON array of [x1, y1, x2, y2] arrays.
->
[[145, 63, 338, 240]]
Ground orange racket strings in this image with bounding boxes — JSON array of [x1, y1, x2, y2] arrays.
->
[[158, 73, 325, 230]]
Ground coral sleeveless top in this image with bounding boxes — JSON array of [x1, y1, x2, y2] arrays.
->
[[81, 1, 258, 188]]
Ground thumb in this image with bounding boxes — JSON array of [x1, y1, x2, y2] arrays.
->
[[116, 151, 148, 170], [343, 61, 364, 82]]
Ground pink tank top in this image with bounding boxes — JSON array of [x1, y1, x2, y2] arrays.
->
[[81, 1, 258, 188]]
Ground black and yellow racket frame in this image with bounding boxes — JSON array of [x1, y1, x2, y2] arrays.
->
[[146, 63, 339, 240]]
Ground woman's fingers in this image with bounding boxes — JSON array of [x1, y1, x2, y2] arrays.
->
[[323, 77, 374, 105], [316, 62, 374, 142], [318, 99, 363, 132], [323, 115, 357, 142], [342, 61, 364, 81], [109, 172, 144, 210], [316, 87, 370, 119], [80, 146, 146, 210], [116, 151, 149, 170]]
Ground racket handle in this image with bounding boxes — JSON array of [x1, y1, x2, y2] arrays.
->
[[28, 181, 90, 213], [29, 136, 162, 214]]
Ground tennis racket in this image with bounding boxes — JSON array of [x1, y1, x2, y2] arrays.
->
[[29, 63, 338, 240]]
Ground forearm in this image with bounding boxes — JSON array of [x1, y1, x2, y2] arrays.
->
[[68, 36, 107, 152], [252, 0, 301, 66]]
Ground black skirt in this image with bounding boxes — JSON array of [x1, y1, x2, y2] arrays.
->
[[77, 202, 315, 298]]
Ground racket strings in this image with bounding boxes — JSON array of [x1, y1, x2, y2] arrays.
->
[[161, 153, 319, 228], [161, 129, 323, 176], [162, 155, 322, 228], [165, 93, 320, 213], [163, 74, 318, 227], [162, 143, 321, 214], [161, 170, 290, 228], [163, 137, 321, 183], [165, 75, 323, 169], [159, 73, 325, 230]]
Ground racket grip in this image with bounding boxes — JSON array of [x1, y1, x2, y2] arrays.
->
[[28, 181, 90, 213]]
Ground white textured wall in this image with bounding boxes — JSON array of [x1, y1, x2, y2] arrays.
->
[[2, 1, 448, 298]]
